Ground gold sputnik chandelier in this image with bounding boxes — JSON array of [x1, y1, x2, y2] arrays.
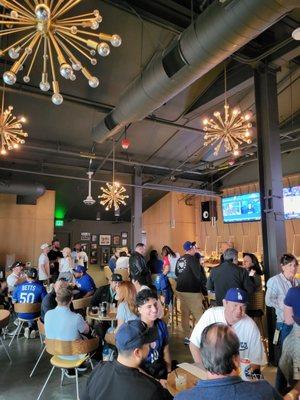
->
[[0, 1, 122, 105], [202, 65, 253, 156], [99, 140, 128, 211], [0, 81, 28, 155]]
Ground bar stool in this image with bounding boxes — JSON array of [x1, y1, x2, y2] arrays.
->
[[0, 309, 12, 362]]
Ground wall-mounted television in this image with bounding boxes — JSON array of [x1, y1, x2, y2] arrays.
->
[[222, 192, 261, 223], [283, 185, 300, 220]]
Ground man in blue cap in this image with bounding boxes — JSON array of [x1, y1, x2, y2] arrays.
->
[[175, 241, 207, 345], [189, 288, 266, 376], [82, 320, 173, 400], [73, 265, 96, 298]]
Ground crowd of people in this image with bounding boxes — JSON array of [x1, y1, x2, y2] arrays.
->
[[1, 238, 299, 400]]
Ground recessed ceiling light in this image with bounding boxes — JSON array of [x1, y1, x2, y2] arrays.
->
[[292, 27, 300, 40]]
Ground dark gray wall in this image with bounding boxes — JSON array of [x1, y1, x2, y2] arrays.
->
[[54, 219, 131, 250]]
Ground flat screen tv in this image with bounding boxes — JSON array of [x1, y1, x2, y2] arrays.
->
[[222, 192, 261, 223], [283, 185, 300, 220]]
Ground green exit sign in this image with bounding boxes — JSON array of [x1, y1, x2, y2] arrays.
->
[[55, 219, 64, 227]]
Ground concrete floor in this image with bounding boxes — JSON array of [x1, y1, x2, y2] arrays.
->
[[0, 323, 277, 400], [0, 266, 276, 399]]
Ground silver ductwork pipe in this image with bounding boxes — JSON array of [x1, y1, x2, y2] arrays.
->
[[0, 180, 45, 198], [92, 0, 299, 143]]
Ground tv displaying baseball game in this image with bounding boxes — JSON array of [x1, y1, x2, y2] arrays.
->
[[222, 192, 261, 223], [283, 185, 300, 220]]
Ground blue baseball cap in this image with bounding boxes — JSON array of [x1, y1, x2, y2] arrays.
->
[[73, 265, 86, 273], [224, 288, 247, 304], [183, 241, 194, 251], [115, 320, 157, 351]]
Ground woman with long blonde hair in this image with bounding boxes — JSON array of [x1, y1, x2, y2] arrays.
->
[[115, 281, 138, 331], [58, 247, 74, 282]]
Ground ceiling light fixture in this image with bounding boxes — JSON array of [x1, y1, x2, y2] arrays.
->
[[0, 77, 28, 155], [121, 126, 130, 150], [202, 65, 253, 156], [0, 1, 122, 105], [83, 171, 95, 205], [292, 27, 300, 40], [99, 140, 128, 211]]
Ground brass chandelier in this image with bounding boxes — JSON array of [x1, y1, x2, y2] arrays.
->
[[98, 140, 128, 211], [0, 1, 122, 105], [202, 66, 253, 156], [0, 82, 27, 155]]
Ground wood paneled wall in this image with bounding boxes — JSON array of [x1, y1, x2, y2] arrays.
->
[[0, 191, 55, 266], [142, 174, 300, 257]]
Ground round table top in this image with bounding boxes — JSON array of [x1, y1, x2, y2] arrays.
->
[[0, 309, 10, 328], [87, 310, 117, 322], [167, 368, 199, 396]]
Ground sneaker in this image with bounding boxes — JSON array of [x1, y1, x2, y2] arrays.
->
[[64, 369, 76, 379], [183, 337, 190, 346], [24, 327, 30, 339], [29, 329, 36, 339]]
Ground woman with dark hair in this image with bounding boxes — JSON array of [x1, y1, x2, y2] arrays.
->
[[146, 250, 163, 275], [242, 252, 263, 291], [136, 289, 171, 380], [161, 245, 179, 278]]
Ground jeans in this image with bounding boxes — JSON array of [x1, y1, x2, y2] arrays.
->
[[276, 322, 293, 346], [275, 322, 293, 393]]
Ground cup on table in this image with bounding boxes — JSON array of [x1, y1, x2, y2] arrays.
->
[[91, 306, 99, 315], [175, 374, 187, 390]]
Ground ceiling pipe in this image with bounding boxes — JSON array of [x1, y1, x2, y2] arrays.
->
[[92, 0, 299, 143], [0, 180, 45, 197]]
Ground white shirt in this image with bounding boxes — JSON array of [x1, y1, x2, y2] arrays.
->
[[59, 257, 74, 273], [265, 273, 299, 322], [7, 272, 25, 293], [38, 253, 50, 281], [71, 250, 88, 267], [190, 306, 267, 366], [116, 256, 129, 269]]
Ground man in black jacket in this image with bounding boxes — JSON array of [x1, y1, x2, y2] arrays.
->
[[175, 241, 207, 344], [91, 273, 122, 307], [90, 273, 123, 342], [207, 248, 255, 306], [129, 243, 152, 286]]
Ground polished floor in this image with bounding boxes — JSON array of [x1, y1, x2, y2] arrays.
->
[[0, 266, 276, 399]]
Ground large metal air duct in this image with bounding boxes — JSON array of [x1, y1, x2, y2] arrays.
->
[[92, 0, 299, 143], [0, 180, 46, 204]]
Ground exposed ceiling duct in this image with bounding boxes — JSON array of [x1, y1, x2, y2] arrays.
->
[[0, 180, 46, 204], [92, 0, 299, 144]]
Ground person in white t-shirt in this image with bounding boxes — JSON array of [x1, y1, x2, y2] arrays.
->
[[116, 251, 130, 269], [58, 247, 74, 282], [190, 287, 267, 373], [38, 243, 50, 282], [6, 261, 26, 293], [71, 242, 88, 269]]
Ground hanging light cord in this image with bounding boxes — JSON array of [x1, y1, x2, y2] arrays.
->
[[224, 63, 227, 107]]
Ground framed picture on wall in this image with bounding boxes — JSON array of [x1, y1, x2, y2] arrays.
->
[[99, 234, 111, 246], [121, 238, 127, 247], [113, 235, 120, 246], [91, 243, 98, 250], [81, 243, 89, 252], [80, 232, 91, 241], [91, 234, 98, 243], [121, 232, 128, 238]]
